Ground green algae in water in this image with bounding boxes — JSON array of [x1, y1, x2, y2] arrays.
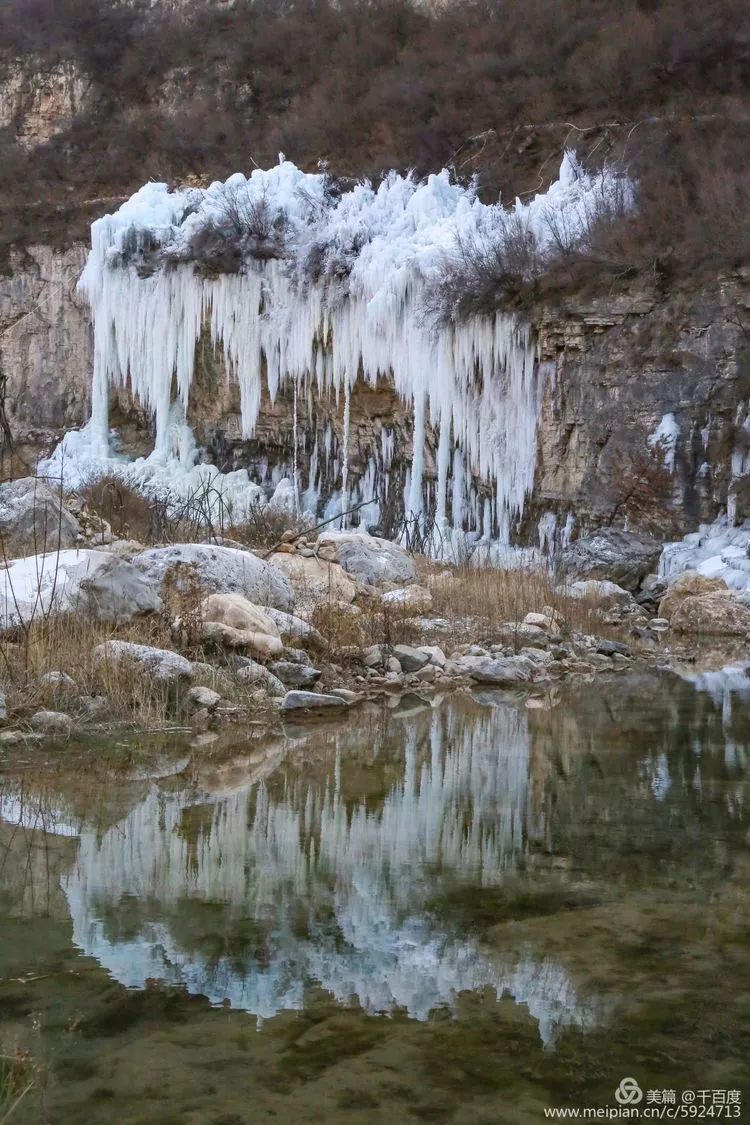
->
[[1, 669, 749, 1123]]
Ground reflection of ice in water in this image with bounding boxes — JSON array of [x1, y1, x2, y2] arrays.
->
[[677, 662, 750, 771], [1, 703, 599, 1046]]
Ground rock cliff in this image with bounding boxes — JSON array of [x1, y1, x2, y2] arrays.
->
[[3, 244, 750, 541]]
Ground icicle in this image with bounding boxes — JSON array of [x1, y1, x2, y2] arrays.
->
[[435, 413, 451, 525], [53, 156, 606, 539], [408, 392, 426, 521], [292, 378, 300, 516], [341, 377, 351, 530]]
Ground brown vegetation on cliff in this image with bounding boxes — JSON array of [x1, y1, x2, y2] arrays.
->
[[0, 0, 749, 291]]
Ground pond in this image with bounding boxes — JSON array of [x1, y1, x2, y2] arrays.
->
[[1, 670, 749, 1123]]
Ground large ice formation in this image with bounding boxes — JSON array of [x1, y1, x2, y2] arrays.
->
[[42, 153, 630, 543]]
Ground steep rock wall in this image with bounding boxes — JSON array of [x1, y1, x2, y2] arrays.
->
[[0, 244, 91, 463], [4, 248, 750, 540], [533, 280, 750, 536]]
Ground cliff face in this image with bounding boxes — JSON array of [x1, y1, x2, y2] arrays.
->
[[0, 56, 92, 147], [533, 281, 750, 535], [0, 244, 91, 463], [4, 246, 750, 539]]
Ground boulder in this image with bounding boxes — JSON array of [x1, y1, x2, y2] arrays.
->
[[596, 638, 631, 657], [418, 645, 447, 668], [316, 531, 417, 587], [392, 644, 430, 672], [235, 661, 286, 697], [0, 549, 162, 631], [659, 572, 729, 621], [265, 552, 356, 607], [455, 655, 536, 686], [280, 690, 350, 714], [0, 477, 81, 557], [93, 640, 194, 682], [264, 607, 324, 647], [560, 528, 662, 592], [382, 585, 433, 613], [670, 592, 750, 636], [39, 670, 78, 693], [269, 660, 321, 688], [30, 710, 73, 736], [523, 612, 561, 637], [496, 622, 549, 648], [131, 544, 293, 610], [188, 685, 221, 710], [564, 579, 633, 606], [74, 553, 163, 622], [200, 593, 283, 659], [362, 644, 384, 668]]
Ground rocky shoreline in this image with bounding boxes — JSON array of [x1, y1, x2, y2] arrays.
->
[[0, 477, 748, 747]]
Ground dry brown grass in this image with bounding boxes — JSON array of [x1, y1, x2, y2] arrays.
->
[[0, 600, 277, 731], [308, 593, 421, 658], [421, 560, 618, 647]]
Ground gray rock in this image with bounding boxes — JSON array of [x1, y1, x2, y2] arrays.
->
[[560, 528, 662, 592], [264, 607, 324, 646], [564, 579, 634, 606], [270, 660, 321, 688], [386, 656, 402, 675], [131, 544, 293, 611], [280, 690, 350, 713], [73, 554, 162, 622], [596, 638, 632, 657], [0, 692, 6, 721], [316, 531, 417, 587], [0, 477, 81, 557], [93, 640, 193, 682], [39, 670, 78, 692], [188, 685, 222, 710], [456, 655, 536, 686], [30, 709, 73, 736], [496, 623, 549, 649], [235, 661, 286, 697], [362, 644, 384, 668], [392, 644, 430, 672], [329, 688, 362, 703]]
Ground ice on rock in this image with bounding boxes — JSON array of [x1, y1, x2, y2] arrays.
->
[[648, 412, 680, 472], [40, 154, 631, 545], [659, 515, 750, 592]]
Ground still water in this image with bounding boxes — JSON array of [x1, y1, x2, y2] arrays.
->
[[1, 671, 749, 1123]]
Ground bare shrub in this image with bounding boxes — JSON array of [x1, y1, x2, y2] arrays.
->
[[78, 475, 153, 541], [226, 503, 308, 551], [424, 212, 544, 322], [606, 442, 678, 537]]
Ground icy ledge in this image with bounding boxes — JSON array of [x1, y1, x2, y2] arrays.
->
[[41, 153, 630, 542], [659, 516, 750, 592]]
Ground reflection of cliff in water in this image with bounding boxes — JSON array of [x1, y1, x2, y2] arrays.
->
[[1, 675, 749, 1046]]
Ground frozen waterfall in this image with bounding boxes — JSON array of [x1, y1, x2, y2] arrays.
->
[[42, 153, 630, 541]]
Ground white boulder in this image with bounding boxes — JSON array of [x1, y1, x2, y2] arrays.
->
[[316, 531, 417, 587], [0, 549, 162, 631], [93, 640, 194, 682], [131, 544, 293, 610]]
